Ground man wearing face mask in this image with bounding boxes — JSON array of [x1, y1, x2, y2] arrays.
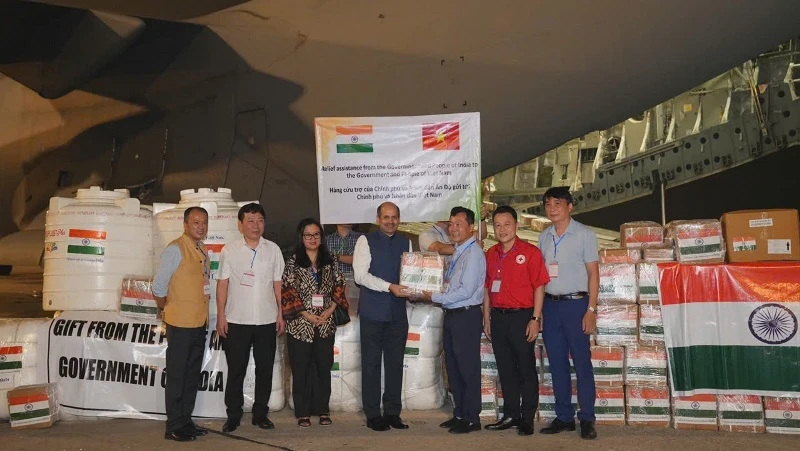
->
[[153, 207, 211, 442], [216, 203, 285, 433]]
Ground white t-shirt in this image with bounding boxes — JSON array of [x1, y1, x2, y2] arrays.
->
[[218, 237, 285, 325]]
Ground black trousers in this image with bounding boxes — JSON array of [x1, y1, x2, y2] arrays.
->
[[222, 322, 277, 422], [287, 330, 335, 418], [443, 307, 483, 424], [490, 308, 539, 421], [360, 317, 408, 419], [165, 324, 207, 433]]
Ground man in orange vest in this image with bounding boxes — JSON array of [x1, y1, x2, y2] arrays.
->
[[153, 207, 211, 442]]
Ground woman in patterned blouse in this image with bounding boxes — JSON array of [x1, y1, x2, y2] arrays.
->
[[282, 218, 349, 428]]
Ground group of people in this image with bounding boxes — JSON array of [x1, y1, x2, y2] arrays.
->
[[152, 185, 600, 442]]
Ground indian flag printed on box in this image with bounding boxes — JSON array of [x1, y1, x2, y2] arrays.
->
[[718, 395, 765, 431], [591, 346, 624, 387], [538, 385, 577, 422], [120, 288, 159, 320], [673, 394, 719, 429], [595, 388, 625, 425], [596, 305, 638, 346], [765, 397, 800, 434], [0, 346, 23, 372], [625, 346, 667, 386], [400, 253, 445, 293], [541, 347, 576, 385], [668, 220, 725, 262], [638, 304, 664, 345], [598, 263, 637, 304], [637, 263, 659, 303], [336, 125, 374, 153], [67, 229, 106, 255], [626, 387, 670, 426], [404, 330, 421, 357], [8, 393, 52, 427], [659, 263, 800, 396]]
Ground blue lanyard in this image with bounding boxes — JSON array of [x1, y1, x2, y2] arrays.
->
[[445, 240, 475, 281], [552, 233, 566, 259], [249, 247, 257, 269], [495, 244, 517, 277], [311, 266, 321, 288]]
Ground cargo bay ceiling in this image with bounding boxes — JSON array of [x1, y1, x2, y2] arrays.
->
[[2, 0, 800, 177]]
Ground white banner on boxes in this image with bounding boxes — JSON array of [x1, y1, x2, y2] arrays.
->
[[46, 311, 283, 419], [315, 113, 481, 223]]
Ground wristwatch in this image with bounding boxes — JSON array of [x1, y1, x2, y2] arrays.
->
[[587, 306, 597, 314], [531, 316, 542, 323]]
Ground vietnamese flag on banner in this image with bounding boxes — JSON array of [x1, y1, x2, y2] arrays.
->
[[659, 262, 800, 397], [422, 122, 460, 150]]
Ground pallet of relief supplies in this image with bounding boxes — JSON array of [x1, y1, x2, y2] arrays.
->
[[626, 386, 670, 427], [598, 263, 637, 304], [718, 394, 765, 433], [672, 394, 719, 431], [666, 220, 726, 264], [7, 383, 58, 429], [624, 345, 668, 387], [764, 396, 800, 434], [638, 304, 664, 345], [591, 345, 624, 387], [595, 387, 625, 425], [119, 276, 161, 321], [399, 252, 445, 294]]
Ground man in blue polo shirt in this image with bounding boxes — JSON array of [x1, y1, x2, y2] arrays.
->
[[537, 187, 599, 440]]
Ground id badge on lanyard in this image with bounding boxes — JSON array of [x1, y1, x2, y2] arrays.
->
[[312, 294, 324, 308], [241, 271, 255, 286]]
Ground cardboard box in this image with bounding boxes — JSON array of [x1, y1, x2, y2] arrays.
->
[[595, 387, 626, 425], [626, 386, 670, 427], [718, 394, 765, 433], [625, 345, 668, 387], [530, 217, 552, 233], [7, 383, 58, 429], [399, 252, 445, 294], [721, 209, 800, 263], [638, 304, 664, 345], [596, 305, 638, 346], [599, 248, 642, 264], [667, 220, 726, 264], [643, 246, 675, 262], [764, 396, 800, 435], [598, 264, 637, 304], [591, 346, 625, 387], [636, 263, 659, 305], [119, 277, 161, 321], [672, 394, 719, 431], [621, 221, 665, 248]]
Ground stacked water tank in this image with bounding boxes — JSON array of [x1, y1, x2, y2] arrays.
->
[[43, 187, 153, 311], [152, 188, 256, 320]]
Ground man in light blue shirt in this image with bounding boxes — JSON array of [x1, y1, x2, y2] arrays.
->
[[422, 206, 486, 434]]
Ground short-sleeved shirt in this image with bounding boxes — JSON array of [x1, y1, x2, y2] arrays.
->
[[325, 230, 363, 275], [538, 218, 599, 295], [485, 237, 550, 308], [218, 237, 285, 325]]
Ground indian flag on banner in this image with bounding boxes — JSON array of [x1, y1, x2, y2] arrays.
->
[[8, 393, 51, 426], [336, 125, 374, 153], [660, 262, 800, 397], [67, 229, 106, 255], [0, 346, 23, 371]]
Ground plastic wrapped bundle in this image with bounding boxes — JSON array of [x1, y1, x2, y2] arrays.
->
[[625, 346, 667, 387], [330, 317, 362, 412], [718, 395, 765, 433], [119, 276, 161, 321], [636, 263, 659, 305], [399, 252, 445, 294], [764, 397, 800, 434], [672, 394, 718, 430], [621, 221, 665, 248], [666, 220, 725, 264], [591, 346, 624, 387], [598, 264, 637, 304], [595, 305, 638, 346], [538, 385, 577, 422], [530, 217, 552, 232], [599, 248, 642, 264], [541, 346, 576, 386], [399, 356, 446, 410], [7, 383, 59, 429], [638, 304, 664, 345], [595, 387, 625, 425], [626, 386, 670, 427], [404, 304, 444, 359], [643, 246, 675, 262], [243, 335, 286, 412]]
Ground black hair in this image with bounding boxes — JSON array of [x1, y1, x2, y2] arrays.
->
[[492, 205, 517, 222], [543, 186, 574, 205], [183, 206, 208, 223], [293, 218, 334, 269], [238, 202, 265, 221], [376, 202, 400, 218], [450, 206, 475, 226]]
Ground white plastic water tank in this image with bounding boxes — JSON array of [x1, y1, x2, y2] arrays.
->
[[152, 188, 255, 319], [43, 187, 153, 311]]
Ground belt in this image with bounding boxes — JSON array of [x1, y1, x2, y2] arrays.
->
[[546, 292, 588, 300], [491, 307, 533, 313], [444, 304, 482, 314]]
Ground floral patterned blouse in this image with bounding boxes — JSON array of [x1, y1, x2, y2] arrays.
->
[[281, 255, 349, 343]]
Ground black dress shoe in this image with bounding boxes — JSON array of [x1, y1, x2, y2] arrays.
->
[[252, 417, 275, 429], [540, 418, 576, 434], [449, 420, 481, 434], [518, 421, 534, 436], [222, 419, 239, 433], [367, 416, 390, 431], [189, 425, 208, 436], [580, 420, 598, 440], [484, 416, 520, 430], [384, 415, 409, 429], [439, 417, 461, 428], [164, 430, 196, 442]]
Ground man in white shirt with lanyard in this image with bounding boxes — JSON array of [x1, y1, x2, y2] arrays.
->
[[216, 203, 285, 433]]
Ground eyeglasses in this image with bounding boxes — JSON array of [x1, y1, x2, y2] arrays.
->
[[303, 233, 321, 240]]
